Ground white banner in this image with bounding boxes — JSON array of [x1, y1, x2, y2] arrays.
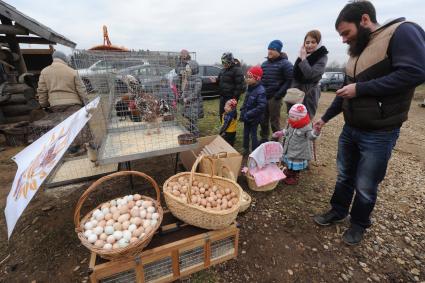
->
[[5, 97, 100, 239]]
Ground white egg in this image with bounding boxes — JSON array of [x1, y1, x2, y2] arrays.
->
[[101, 207, 110, 215], [147, 206, 155, 213], [104, 226, 114, 235], [135, 200, 143, 207], [142, 201, 152, 208], [93, 209, 102, 217], [84, 221, 94, 230], [150, 219, 158, 227], [118, 238, 129, 248], [93, 226, 104, 235], [116, 199, 124, 206], [126, 195, 134, 202], [88, 234, 97, 243], [110, 199, 117, 207], [151, 213, 159, 220], [128, 224, 137, 232], [84, 230, 93, 238], [123, 230, 132, 241], [103, 243, 112, 250], [139, 210, 147, 219], [113, 231, 123, 240], [95, 212, 105, 221], [91, 219, 98, 227]]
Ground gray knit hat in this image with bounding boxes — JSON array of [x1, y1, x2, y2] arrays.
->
[[52, 50, 67, 62]]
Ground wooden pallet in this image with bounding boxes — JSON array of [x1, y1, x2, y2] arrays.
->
[[88, 212, 239, 283]]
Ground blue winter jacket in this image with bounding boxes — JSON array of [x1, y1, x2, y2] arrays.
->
[[261, 54, 294, 99], [240, 83, 267, 124]]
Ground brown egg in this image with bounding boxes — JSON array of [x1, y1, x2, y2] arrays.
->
[[98, 220, 106, 227], [204, 190, 210, 197], [106, 219, 115, 226], [113, 222, 122, 231], [132, 227, 144, 237], [104, 213, 113, 221], [211, 200, 217, 207], [221, 203, 227, 210], [225, 188, 231, 195], [127, 201, 135, 209], [133, 194, 142, 201], [112, 212, 120, 221], [119, 205, 129, 214], [95, 239, 105, 248], [130, 207, 140, 217], [173, 185, 179, 191], [193, 181, 198, 186], [99, 233, 108, 241], [201, 199, 207, 206], [146, 213, 152, 219], [198, 182, 204, 188], [172, 190, 180, 197], [217, 199, 222, 204], [107, 235, 115, 244], [181, 186, 187, 193], [199, 187, 205, 194], [206, 202, 211, 209], [131, 217, 142, 226], [122, 221, 130, 230], [130, 237, 138, 244], [191, 196, 198, 203], [227, 195, 232, 201], [110, 206, 118, 214], [227, 201, 233, 208], [216, 193, 223, 199], [203, 183, 209, 189], [112, 243, 120, 249], [219, 189, 225, 195], [118, 214, 130, 223], [207, 197, 214, 203], [230, 192, 236, 198]]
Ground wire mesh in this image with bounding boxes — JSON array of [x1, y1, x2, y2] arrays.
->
[[211, 236, 235, 259], [70, 49, 201, 165], [143, 256, 173, 282], [100, 269, 136, 283], [179, 246, 205, 271]]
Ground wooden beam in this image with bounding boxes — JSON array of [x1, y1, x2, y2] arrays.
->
[[0, 24, 28, 35], [0, 35, 55, 45]]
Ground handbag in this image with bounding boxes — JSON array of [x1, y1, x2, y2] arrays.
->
[[283, 88, 305, 104]]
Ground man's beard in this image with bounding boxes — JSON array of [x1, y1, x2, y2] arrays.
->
[[348, 26, 371, 57]]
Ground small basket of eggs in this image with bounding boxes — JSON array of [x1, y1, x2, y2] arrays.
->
[[163, 155, 241, 230], [74, 171, 163, 260]]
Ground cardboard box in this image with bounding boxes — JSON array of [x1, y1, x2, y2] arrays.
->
[[179, 135, 242, 181]]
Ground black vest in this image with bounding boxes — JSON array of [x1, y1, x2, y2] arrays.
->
[[343, 18, 415, 130]]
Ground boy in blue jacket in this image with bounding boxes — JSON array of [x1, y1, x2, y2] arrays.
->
[[240, 66, 267, 155]]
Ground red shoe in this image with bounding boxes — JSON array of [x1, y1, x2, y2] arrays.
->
[[283, 176, 298, 185]]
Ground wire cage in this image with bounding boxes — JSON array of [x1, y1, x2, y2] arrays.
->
[[68, 49, 201, 166]]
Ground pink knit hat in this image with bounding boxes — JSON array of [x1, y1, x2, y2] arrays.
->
[[289, 104, 308, 119]]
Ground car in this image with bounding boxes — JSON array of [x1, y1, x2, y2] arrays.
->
[[319, 71, 345, 91], [115, 64, 173, 93], [199, 65, 221, 98], [77, 59, 143, 93]]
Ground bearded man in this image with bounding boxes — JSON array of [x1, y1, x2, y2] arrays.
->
[[313, 1, 425, 245]]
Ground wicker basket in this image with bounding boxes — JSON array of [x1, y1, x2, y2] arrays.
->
[[163, 155, 241, 230], [178, 133, 196, 145], [219, 165, 251, 213], [244, 158, 281, 191], [74, 171, 164, 260]]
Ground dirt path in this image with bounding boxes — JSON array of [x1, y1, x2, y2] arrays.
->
[[0, 89, 424, 282]]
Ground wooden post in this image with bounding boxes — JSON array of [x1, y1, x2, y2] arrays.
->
[[171, 249, 180, 279], [0, 16, 27, 75]]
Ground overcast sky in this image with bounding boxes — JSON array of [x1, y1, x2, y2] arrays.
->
[[9, 0, 425, 66]]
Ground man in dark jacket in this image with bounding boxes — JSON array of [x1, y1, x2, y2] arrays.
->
[[313, 1, 425, 245], [217, 52, 245, 118], [260, 40, 293, 142]]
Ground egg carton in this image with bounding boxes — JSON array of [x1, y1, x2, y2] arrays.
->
[[88, 211, 239, 283]]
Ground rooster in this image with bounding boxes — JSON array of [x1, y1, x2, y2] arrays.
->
[[123, 75, 161, 134]]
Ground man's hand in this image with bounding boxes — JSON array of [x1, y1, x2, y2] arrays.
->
[[336, 83, 356, 99], [313, 119, 326, 133]]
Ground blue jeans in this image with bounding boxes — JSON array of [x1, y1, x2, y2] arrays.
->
[[243, 122, 259, 152], [330, 124, 400, 228]]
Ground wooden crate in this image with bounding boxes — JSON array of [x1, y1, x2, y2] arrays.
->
[[88, 212, 239, 283]]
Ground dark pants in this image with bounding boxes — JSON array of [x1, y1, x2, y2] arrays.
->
[[330, 125, 400, 228], [260, 98, 282, 140], [222, 132, 236, 146], [219, 96, 238, 118], [243, 122, 259, 152]]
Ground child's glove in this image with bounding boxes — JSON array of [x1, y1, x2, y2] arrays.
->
[[272, 129, 285, 139]]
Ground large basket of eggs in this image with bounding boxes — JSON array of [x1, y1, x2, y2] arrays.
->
[[74, 171, 163, 260], [163, 155, 241, 230]]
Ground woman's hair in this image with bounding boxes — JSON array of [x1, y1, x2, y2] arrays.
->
[[304, 30, 321, 44]]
